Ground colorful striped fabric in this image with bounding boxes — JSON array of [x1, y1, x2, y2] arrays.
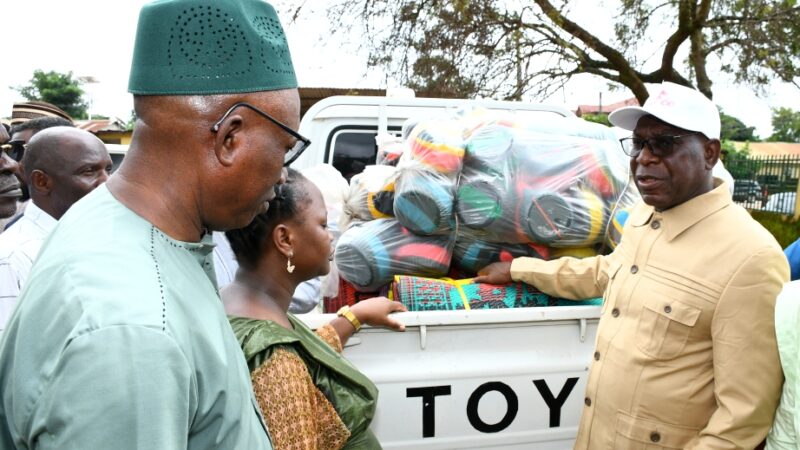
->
[[391, 275, 602, 311]]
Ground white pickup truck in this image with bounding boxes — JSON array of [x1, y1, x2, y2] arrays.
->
[[293, 95, 602, 449]]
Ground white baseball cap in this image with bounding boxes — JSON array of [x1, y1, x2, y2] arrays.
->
[[608, 82, 720, 140]]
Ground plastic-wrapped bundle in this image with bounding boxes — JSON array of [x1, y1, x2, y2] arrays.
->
[[516, 187, 607, 246], [391, 276, 603, 311], [341, 165, 397, 228], [467, 111, 619, 142], [375, 133, 406, 166], [402, 119, 466, 177], [606, 207, 629, 250], [455, 123, 628, 247], [452, 236, 549, 275], [509, 137, 619, 200], [462, 122, 514, 176], [456, 177, 608, 248], [334, 219, 454, 292], [455, 174, 507, 229], [456, 124, 514, 235], [393, 167, 455, 235], [604, 180, 640, 249]]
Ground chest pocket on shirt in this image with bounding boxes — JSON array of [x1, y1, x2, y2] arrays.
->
[[635, 294, 701, 360]]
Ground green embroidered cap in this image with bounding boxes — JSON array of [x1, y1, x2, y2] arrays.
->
[[128, 0, 297, 95]]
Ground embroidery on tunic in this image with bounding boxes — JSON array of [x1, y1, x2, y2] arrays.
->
[[148, 226, 167, 331], [316, 324, 343, 353]]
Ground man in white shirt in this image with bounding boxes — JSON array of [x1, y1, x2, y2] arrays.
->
[[0, 127, 111, 330], [0, 106, 75, 232]]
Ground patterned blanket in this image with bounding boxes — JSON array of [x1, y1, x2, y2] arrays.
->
[[391, 275, 602, 311]]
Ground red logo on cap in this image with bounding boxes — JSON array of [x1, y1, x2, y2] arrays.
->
[[655, 89, 674, 106]]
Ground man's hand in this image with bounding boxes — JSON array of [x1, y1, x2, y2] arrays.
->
[[473, 261, 514, 285]]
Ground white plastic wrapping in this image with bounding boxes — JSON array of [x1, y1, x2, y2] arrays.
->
[[340, 165, 398, 231], [392, 166, 455, 235], [456, 117, 634, 247], [334, 218, 455, 292], [334, 108, 640, 290]]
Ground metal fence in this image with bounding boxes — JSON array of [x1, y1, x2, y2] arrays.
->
[[726, 154, 800, 215]]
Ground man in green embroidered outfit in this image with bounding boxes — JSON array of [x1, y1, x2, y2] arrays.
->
[[0, 1, 306, 448]]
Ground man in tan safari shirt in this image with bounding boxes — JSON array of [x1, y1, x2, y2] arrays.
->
[[476, 81, 789, 449]]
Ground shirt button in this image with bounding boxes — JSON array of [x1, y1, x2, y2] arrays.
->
[[651, 220, 661, 229], [594, 351, 600, 361], [584, 397, 592, 406], [664, 305, 672, 313], [631, 265, 639, 274], [650, 431, 661, 442], [611, 308, 620, 317]]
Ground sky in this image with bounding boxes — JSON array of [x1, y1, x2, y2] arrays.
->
[[2, 0, 798, 138]]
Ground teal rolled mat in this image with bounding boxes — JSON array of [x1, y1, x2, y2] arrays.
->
[[391, 275, 602, 311]]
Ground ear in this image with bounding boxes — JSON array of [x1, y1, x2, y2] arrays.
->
[[212, 113, 245, 167], [704, 139, 721, 170], [272, 223, 294, 257], [30, 170, 52, 195]]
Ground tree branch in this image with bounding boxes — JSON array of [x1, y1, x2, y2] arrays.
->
[[704, 37, 745, 56], [707, 7, 800, 26], [532, 0, 648, 101]]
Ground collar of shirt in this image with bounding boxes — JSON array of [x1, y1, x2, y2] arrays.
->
[[23, 201, 58, 235], [628, 177, 730, 242]]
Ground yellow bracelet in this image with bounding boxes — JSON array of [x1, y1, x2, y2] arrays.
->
[[337, 305, 362, 332]]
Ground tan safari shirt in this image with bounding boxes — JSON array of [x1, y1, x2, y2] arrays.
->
[[511, 181, 788, 449]]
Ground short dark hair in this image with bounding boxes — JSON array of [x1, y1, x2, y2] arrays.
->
[[226, 168, 312, 270], [10, 117, 74, 136]]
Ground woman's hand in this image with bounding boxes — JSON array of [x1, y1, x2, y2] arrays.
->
[[473, 261, 513, 285], [329, 297, 407, 348], [351, 297, 407, 331]]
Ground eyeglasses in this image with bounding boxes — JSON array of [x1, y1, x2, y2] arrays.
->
[[211, 102, 310, 166], [619, 134, 696, 158], [0, 141, 26, 162]]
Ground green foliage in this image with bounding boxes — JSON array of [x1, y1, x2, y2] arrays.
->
[[720, 110, 757, 141], [768, 107, 800, 142], [14, 70, 88, 120], [723, 148, 758, 179], [721, 140, 751, 158], [407, 55, 478, 98], [720, 139, 737, 156], [580, 113, 611, 127], [126, 110, 137, 131], [750, 210, 800, 248]]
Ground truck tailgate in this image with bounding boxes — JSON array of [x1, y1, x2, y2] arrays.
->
[[300, 305, 600, 449]]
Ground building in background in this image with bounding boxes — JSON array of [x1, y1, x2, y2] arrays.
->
[[75, 117, 131, 145]]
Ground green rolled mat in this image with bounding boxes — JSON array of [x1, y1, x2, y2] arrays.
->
[[456, 179, 504, 229]]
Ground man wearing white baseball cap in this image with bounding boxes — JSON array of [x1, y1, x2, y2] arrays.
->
[[477, 81, 788, 448]]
